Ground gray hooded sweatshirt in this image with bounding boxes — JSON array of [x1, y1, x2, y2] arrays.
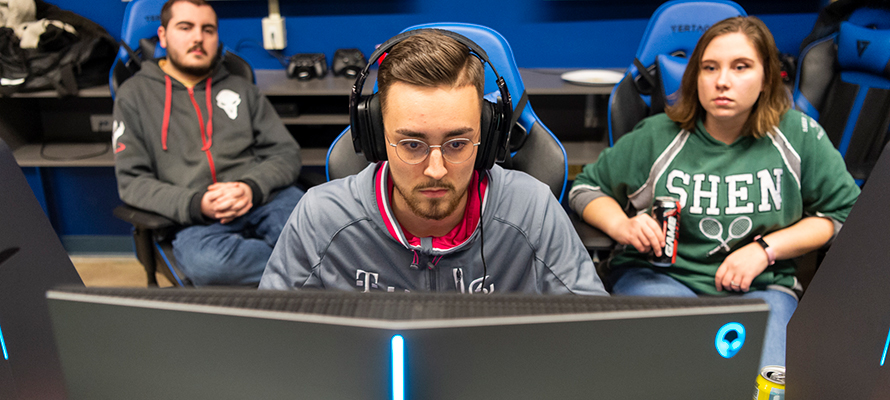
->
[[113, 60, 301, 225], [260, 162, 608, 295]]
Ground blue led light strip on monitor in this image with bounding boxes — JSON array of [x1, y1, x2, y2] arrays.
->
[[881, 325, 890, 366], [392, 335, 405, 400], [0, 321, 8, 360]]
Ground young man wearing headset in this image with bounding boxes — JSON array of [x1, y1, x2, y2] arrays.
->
[[260, 30, 606, 295]]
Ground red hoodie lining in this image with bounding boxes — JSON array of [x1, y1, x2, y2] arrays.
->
[[375, 162, 488, 251]]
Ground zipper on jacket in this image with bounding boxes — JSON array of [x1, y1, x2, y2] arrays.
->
[[420, 238, 438, 291], [428, 265, 437, 291]]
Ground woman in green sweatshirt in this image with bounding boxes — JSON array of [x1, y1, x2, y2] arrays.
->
[[569, 16, 859, 369]]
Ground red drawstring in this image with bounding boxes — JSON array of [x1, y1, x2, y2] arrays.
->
[[429, 255, 443, 269], [187, 87, 206, 148], [409, 251, 443, 270], [164, 74, 217, 183], [186, 77, 217, 183], [205, 76, 213, 150], [162, 75, 172, 150], [204, 76, 216, 183]]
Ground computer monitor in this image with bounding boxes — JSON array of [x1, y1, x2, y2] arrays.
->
[[48, 287, 768, 400], [0, 139, 84, 400], [787, 141, 890, 398]]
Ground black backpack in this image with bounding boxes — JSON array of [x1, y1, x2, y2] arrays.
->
[[0, 1, 117, 97]]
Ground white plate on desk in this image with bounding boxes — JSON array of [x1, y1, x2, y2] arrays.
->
[[560, 69, 624, 86]]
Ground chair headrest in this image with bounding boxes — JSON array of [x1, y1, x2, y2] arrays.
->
[[138, 37, 167, 60], [401, 23, 526, 109], [656, 54, 688, 106], [631, 53, 689, 114], [847, 7, 890, 30], [837, 22, 890, 79], [121, 0, 166, 50], [636, 0, 747, 67]]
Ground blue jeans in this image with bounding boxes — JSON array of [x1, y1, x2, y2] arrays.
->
[[172, 186, 304, 286], [611, 266, 797, 369]]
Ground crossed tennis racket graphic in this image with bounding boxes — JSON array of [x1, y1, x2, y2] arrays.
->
[[699, 216, 753, 256]]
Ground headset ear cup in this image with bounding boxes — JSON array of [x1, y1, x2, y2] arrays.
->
[[355, 93, 387, 162], [475, 99, 500, 170], [351, 95, 367, 155], [367, 94, 387, 162]]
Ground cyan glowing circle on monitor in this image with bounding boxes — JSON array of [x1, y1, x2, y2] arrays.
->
[[715, 322, 746, 359]]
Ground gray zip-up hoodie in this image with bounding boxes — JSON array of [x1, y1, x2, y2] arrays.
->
[[260, 162, 607, 295], [112, 60, 301, 225]]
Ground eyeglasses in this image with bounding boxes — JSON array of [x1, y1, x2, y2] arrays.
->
[[388, 137, 481, 165]]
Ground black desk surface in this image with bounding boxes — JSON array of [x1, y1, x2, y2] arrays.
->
[[255, 68, 619, 96]]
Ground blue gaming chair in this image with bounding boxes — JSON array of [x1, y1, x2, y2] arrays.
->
[[325, 22, 570, 202], [607, 0, 747, 145], [109, 0, 255, 287], [794, 8, 890, 186], [579, 0, 747, 286]]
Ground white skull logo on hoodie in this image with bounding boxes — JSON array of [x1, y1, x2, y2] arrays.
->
[[216, 89, 241, 120]]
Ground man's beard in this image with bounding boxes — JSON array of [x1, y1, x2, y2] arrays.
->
[[168, 45, 217, 77], [394, 180, 467, 221]]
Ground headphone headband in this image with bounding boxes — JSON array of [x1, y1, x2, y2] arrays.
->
[[363, 29, 499, 79]]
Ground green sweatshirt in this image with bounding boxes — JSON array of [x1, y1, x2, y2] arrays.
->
[[569, 110, 860, 295]]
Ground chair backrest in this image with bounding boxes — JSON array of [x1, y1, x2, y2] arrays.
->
[[793, 8, 890, 185], [607, 0, 747, 145], [326, 22, 569, 202], [109, 0, 254, 99]]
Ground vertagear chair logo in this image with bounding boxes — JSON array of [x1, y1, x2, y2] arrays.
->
[[671, 24, 710, 33], [857, 40, 870, 58]]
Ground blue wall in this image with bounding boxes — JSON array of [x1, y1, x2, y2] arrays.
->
[[50, 0, 819, 70], [35, 0, 823, 245]]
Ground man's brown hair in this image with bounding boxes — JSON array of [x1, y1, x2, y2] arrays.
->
[[665, 16, 790, 138], [377, 30, 485, 114], [160, 0, 214, 28]]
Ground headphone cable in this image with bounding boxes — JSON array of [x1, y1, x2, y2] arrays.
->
[[234, 39, 289, 67], [478, 171, 488, 293]]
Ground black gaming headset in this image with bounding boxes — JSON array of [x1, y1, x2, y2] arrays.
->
[[348, 28, 513, 171]]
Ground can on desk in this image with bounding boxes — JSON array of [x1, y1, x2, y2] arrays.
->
[[649, 196, 680, 267], [753, 366, 785, 400]]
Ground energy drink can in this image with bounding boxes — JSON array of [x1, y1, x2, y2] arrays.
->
[[753, 366, 785, 400], [649, 196, 680, 267]]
